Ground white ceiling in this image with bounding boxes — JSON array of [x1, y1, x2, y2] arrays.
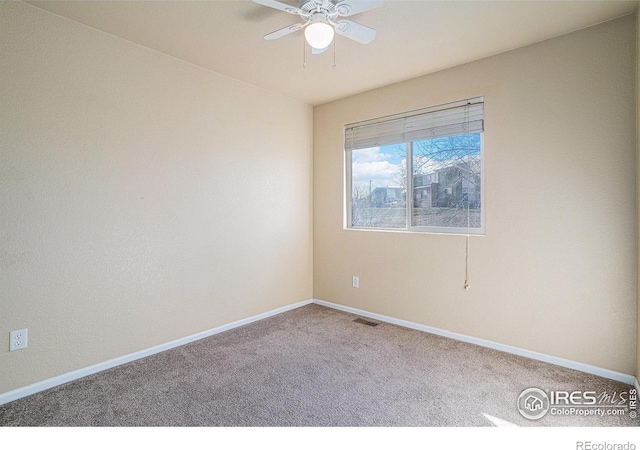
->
[[27, 0, 638, 106]]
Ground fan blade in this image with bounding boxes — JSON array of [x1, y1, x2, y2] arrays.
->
[[264, 23, 305, 40], [334, 20, 376, 44], [312, 46, 330, 55], [253, 0, 302, 15], [334, 0, 384, 17]]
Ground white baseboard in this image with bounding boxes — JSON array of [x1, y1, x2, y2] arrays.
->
[[312, 299, 637, 386], [0, 299, 313, 406], [1, 297, 635, 406]]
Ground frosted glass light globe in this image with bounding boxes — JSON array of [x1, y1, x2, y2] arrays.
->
[[305, 22, 334, 50]]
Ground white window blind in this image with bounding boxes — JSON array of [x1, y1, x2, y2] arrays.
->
[[344, 97, 484, 151]]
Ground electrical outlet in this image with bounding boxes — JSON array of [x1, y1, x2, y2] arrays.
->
[[10, 328, 28, 351], [352, 276, 359, 288]]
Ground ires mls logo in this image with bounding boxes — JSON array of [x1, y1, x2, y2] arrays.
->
[[517, 387, 638, 420], [517, 388, 550, 420]]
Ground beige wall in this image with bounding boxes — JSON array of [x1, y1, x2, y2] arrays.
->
[[314, 15, 637, 375], [0, 2, 313, 395]]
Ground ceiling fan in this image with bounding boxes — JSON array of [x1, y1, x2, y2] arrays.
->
[[253, 0, 383, 54]]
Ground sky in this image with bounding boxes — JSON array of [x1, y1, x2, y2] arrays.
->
[[351, 144, 405, 189]]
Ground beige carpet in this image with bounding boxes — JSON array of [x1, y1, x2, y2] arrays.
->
[[0, 304, 637, 426]]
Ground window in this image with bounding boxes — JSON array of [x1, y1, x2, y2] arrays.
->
[[345, 97, 484, 234]]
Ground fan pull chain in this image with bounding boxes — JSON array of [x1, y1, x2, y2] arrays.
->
[[302, 37, 306, 68], [333, 39, 337, 68]]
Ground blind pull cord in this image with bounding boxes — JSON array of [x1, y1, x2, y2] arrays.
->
[[464, 102, 471, 291]]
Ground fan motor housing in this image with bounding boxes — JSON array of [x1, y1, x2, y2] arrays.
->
[[301, 0, 337, 17]]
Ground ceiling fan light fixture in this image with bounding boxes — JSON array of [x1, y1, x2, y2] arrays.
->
[[255, 0, 382, 54], [304, 21, 334, 49]]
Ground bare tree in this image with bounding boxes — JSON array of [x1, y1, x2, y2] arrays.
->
[[351, 183, 373, 227], [351, 183, 406, 229], [412, 134, 482, 228]]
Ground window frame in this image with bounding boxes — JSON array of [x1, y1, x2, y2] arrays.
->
[[344, 99, 485, 236]]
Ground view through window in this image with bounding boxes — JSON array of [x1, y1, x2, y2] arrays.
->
[[346, 98, 484, 234]]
